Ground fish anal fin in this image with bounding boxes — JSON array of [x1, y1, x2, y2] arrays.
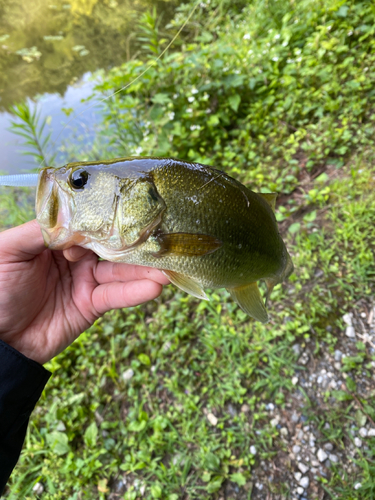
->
[[163, 270, 209, 300], [227, 282, 269, 323], [258, 193, 277, 212], [153, 232, 222, 258]]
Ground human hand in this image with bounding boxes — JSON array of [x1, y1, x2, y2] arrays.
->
[[0, 220, 169, 365]]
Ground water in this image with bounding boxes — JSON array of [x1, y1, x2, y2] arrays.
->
[[0, 0, 179, 174], [0, 73, 103, 174]]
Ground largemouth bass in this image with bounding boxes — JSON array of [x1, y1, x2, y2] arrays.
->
[[30, 157, 293, 322]]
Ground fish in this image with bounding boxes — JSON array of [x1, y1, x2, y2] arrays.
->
[[1, 157, 293, 322]]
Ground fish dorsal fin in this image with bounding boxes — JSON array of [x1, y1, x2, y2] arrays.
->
[[153, 232, 222, 258], [258, 193, 277, 212], [163, 270, 209, 300], [227, 282, 269, 323]]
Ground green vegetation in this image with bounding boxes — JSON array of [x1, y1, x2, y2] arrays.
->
[[1, 0, 375, 498], [0, 0, 179, 110]]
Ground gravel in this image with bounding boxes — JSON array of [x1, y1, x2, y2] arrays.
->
[[354, 437, 362, 447], [298, 463, 309, 474], [317, 448, 328, 462], [345, 325, 356, 338], [342, 312, 353, 326], [33, 483, 44, 495], [122, 368, 134, 381], [359, 427, 368, 438], [299, 477, 310, 488], [334, 349, 343, 361], [329, 454, 339, 463], [237, 304, 375, 500], [207, 413, 218, 426], [294, 472, 302, 481]]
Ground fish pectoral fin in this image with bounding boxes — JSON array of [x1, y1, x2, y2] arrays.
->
[[227, 282, 269, 323], [153, 232, 222, 258], [258, 193, 277, 213], [163, 270, 209, 300]]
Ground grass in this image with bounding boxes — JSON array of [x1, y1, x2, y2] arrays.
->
[[1, 0, 375, 496], [1, 150, 374, 499]]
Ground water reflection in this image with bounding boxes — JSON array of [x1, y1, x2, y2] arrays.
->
[[0, 0, 179, 174], [1, 73, 104, 174], [0, 0, 178, 110]]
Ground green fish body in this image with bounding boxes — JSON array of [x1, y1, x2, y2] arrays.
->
[[36, 157, 293, 322]]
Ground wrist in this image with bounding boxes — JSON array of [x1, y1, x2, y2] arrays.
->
[[0, 336, 46, 365]]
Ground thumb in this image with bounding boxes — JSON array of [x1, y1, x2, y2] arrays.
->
[[0, 220, 46, 262]]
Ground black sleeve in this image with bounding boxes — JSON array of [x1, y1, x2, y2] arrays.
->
[[0, 340, 51, 494]]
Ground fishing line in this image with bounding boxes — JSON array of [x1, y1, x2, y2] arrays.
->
[[42, 0, 202, 169]]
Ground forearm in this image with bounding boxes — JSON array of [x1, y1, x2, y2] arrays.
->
[[0, 340, 51, 494]]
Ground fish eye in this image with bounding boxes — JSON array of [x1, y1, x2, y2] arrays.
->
[[69, 169, 89, 190]]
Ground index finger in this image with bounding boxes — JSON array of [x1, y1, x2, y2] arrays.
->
[[0, 220, 46, 262]]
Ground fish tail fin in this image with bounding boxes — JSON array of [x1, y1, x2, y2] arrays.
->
[[265, 250, 294, 304], [227, 282, 269, 323]]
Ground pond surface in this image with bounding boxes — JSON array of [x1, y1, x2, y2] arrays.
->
[[0, 0, 179, 174]]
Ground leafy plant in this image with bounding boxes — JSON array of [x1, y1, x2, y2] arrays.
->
[[8, 101, 56, 168]]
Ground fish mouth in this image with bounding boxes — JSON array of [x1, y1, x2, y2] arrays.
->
[[36, 167, 74, 249]]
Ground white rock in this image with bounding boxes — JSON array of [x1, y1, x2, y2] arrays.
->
[[359, 427, 368, 438], [299, 476, 309, 488], [297, 486, 304, 495], [298, 462, 309, 474], [343, 312, 353, 326], [122, 368, 134, 381], [270, 417, 280, 427], [250, 445, 257, 455], [207, 413, 218, 426], [294, 472, 302, 481], [292, 344, 301, 356], [329, 454, 339, 463], [280, 427, 288, 436], [354, 437, 362, 447], [345, 326, 355, 338], [292, 445, 301, 454], [367, 428, 375, 437], [33, 483, 44, 495], [323, 443, 333, 451], [317, 448, 328, 462], [292, 376, 299, 385], [334, 349, 343, 361], [354, 483, 362, 490], [241, 404, 250, 413]]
